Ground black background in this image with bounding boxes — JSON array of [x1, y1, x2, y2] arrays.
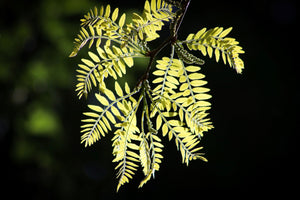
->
[[1, 0, 298, 199]]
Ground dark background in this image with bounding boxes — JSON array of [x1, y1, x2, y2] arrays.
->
[[1, 0, 298, 199]]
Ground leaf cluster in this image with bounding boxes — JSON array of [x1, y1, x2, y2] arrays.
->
[[69, 0, 245, 191]]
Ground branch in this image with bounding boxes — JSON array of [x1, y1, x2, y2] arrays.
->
[[175, 0, 191, 35], [135, 0, 192, 88]]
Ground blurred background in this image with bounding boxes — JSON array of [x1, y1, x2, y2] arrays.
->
[[1, 0, 298, 199]]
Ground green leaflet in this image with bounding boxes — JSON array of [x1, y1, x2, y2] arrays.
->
[[70, 0, 245, 192]]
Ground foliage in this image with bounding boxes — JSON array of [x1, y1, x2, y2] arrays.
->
[[69, 0, 244, 191]]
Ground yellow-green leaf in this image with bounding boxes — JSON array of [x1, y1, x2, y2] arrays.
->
[[182, 90, 190, 96], [78, 64, 90, 71], [166, 76, 179, 85], [128, 143, 139, 150], [153, 77, 164, 84], [188, 73, 205, 80], [186, 33, 194, 41], [104, 89, 116, 101], [175, 97, 187, 104], [219, 27, 232, 38], [192, 87, 210, 93], [179, 108, 184, 122], [156, 115, 162, 130], [88, 52, 100, 63], [185, 66, 201, 72], [83, 112, 99, 118], [96, 38, 101, 48], [168, 131, 173, 141], [111, 105, 121, 117], [81, 27, 89, 37], [81, 58, 94, 67], [179, 75, 186, 83], [127, 151, 140, 159], [125, 82, 131, 94], [207, 46, 213, 58], [150, 0, 156, 12], [194, 94, 212, 100], [190, 80, 207, 87], [104, 4, 111, 18], [88, 25, 95, 36], [106, 110, 116, 124], [95, 93, 109, 106], [115, 81, 123, 97], [112, 8, 119, 21], [194, 28, 207, 40], [222, 52, 227, 64], [144, 0, 150, 13], [123, 56, 133, 67], [168, 120, 182, 126], [162, 123, 168, 137], [88, 105, 103, 112], [153, 70, 165, 76], [215, 48, 220, 62], [119, 13, 126, 27]]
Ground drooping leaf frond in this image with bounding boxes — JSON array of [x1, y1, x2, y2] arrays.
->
[[138, 131, 163, 187], [181, 27, 245, 73], [112, 91, 142, 192], [138, 101, 163, 187], [150, 57, 213, 165]]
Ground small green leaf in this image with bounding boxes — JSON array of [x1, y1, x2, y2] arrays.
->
[[88, 105, 103, 112], [104, 4, 111, 18], [125, 82, 131, 94], [207, 46, 213, 58], [81, 58, 94, 67], [144, 0, 150, 13], [95, 93, 109, 106], [185, 66, 201, 72], [106, 110, 116, 124], [115, 81, 123, 97], [127, 143, 140, 150], [162, 123, 168, 137], [194, 94, 212, 100], [215, 48, 220, 62], [219, 27, 232, 38], [153, 70, 165, 76], [123, 56, 134, 67], [104, 88, 116, 101], [194, 28, 207, 39], [83, 112, 99, 118], [156, 115, 162, 130], [188, 73, 205, 80], [118, 13, 126, 27], [88, 52, 100, 63], [112, 8, 119, 21], [88, 25, 95, 36], [190, 80, 207, 87]]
